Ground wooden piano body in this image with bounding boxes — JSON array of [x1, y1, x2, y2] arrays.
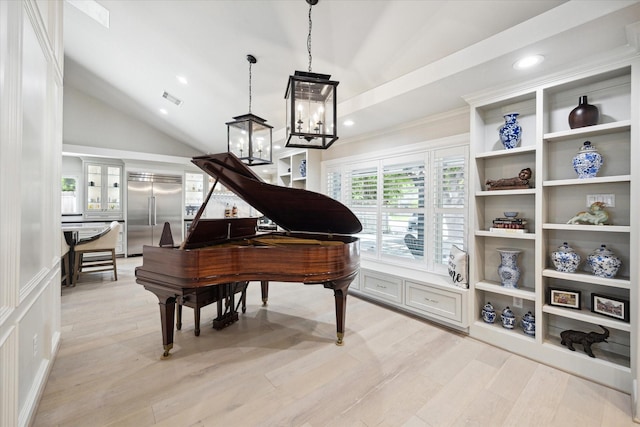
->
[[135, 153, 361, 357]]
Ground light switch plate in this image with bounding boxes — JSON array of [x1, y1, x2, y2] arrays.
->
[[586, 194, 615, 208]]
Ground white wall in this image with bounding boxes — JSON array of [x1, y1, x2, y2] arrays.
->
[[322, 107, 470, 163], [63, 84, 202, 158], [0, 1, 64, 426]]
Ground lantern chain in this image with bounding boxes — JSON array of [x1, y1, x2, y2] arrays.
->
[[307, 1, 313, 72], [248, 58, 252, 114]]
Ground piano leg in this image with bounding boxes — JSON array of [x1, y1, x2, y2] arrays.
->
[[176, 303, 182, 331], [261, 280, 269, 305], [325, 275, 355, 346], [156, 294, 177, 358]]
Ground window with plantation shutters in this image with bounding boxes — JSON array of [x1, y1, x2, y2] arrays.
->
[[346, 167, 378, 255], [323, 143, 467, 273], [326, 169, 342, 202], [381, 160, 425, 260], [432, 148, 467, 267]]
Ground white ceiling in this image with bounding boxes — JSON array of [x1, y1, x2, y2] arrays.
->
[[63, 0, 640, 169]]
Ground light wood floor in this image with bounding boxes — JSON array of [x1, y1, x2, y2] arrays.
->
[[34, 257, 637, 426]]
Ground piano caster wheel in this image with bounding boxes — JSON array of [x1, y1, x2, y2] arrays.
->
[[162, 344, 173, 359], [336, 333, 344, 346], [262, 298, 268, 306]]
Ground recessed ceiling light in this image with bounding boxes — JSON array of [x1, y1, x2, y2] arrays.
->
[[513, 54, 544, 70], [176, 75, 188, 85], [273, 144, 282, 150], [159, 108, 168, 115], [343, 119, 354, 127]]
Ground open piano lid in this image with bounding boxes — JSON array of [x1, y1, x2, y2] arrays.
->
[[191, 153, 363, 235]]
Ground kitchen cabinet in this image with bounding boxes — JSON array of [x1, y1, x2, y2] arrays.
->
[[185, 172, 205, 217], [84, 161, 123, 219]]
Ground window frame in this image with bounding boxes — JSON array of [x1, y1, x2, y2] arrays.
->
[[323, 136, 468, 276]]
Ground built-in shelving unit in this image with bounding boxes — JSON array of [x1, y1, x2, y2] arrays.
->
[[276, 149, 321, 192], [467, 60, 638, 393]]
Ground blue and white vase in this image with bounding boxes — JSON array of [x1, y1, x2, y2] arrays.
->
[[299, 159, 307, 177], [497, 248, 521, 288], [501, 306, 516, 329], [499, 112, 522, 150], [572, 141, 603, 178], [587, 244, 621, 278], [481, 302, 496, 324], [521, 311, 535, 336], [551, 242, 581, 273]]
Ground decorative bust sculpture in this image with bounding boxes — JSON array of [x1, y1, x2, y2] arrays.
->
[[485, 168, 532, 191]]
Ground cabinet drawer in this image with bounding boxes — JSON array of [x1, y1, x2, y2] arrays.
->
[[406, 281, 462, 323], [361, 272, 402, 304]]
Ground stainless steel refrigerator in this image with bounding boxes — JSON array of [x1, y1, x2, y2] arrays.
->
[[127, 172, 183, 255]]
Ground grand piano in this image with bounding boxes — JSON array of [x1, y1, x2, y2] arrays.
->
[[135, 152, 361, 357]]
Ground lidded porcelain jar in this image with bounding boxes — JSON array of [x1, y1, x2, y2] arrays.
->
[[587, 245, 621, 278], [521, 311, 535, 337], [481, 302, 496, 324], [572, 141, 603, 178], [551, 242, 581, 273], [501, 306, 516, 329]]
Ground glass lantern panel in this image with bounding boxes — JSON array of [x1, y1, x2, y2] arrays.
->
[[251, 124, 271, 162], [228, 122, 250, 159]]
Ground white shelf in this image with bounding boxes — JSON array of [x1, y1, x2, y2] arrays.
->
[[542, 223, 630, 233], [476, 188, 536, 196], [475, 145, 536, 159], [472, 320, 536, 341], [542, 269, 631, 289], [543, 120, 631, 142], [475, 280, 536, 301], [475, 230, 537, 240], [543, 175, 631, 187], [542, 304, 631, 332], [542, 339, 631, 370]]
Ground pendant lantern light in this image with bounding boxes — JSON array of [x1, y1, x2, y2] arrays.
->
[[227, 54, 273, 165], [285, 0, 338, 149]]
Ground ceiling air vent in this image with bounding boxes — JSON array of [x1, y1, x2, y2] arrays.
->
[[162, 91, 183, 106]]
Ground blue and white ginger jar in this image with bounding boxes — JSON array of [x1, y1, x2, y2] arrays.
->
[[499, 112, 522, 150], [572, 141, 603, 179], [481, 302, 496, 324], [551, 242, 581, 273], [501, 306, 516, 329], [521, 311, 535, 336], [587, 245, 621, 278]]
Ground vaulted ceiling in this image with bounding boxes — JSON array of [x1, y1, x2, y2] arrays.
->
[[64, 0, 640, 167]]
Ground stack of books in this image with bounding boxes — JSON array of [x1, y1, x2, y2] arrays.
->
[[490, 217, 528, 234]]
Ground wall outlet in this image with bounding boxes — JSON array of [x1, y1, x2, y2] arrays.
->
[[513, 297, 523, 308], [586, 194, 615, 207]]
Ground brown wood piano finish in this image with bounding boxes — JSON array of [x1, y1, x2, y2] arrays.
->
[[136, 153, 361, 357]]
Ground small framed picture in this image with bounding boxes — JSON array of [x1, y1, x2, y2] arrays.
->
[[549, 288, 581, 309], [591, 293, 629, 322]]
